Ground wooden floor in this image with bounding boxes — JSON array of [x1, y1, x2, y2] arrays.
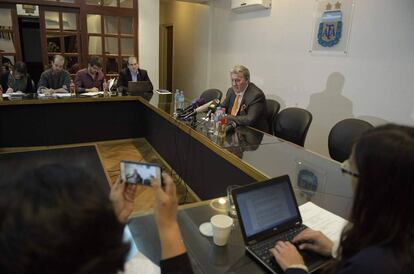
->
[[0, 138, 198, 215], [97, 138, 198, 214]]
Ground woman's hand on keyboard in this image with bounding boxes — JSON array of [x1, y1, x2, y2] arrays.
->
[[270, 241, 305, 271], [293, 228, 334, 257]]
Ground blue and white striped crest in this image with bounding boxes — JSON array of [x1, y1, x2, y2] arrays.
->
[[318, 10, 343, 47]]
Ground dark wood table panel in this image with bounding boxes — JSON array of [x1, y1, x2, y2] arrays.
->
[[0, 99, 145, 147], [0, 145, 109, 193], [142, 103, 259, 200]]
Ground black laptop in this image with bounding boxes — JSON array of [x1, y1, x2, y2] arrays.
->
[[127, 81, 153, 95], [232, 175, 330, 273]]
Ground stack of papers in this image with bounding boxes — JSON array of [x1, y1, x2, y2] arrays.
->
[[299, 202, 348, 244], [156, 89, 172, 94], [2, 92, 24, 98], [80, 91, 104, 97], [54, 93, 72, 98]]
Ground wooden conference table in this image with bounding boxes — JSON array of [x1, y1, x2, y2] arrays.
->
[[0, 94, 352, 272]]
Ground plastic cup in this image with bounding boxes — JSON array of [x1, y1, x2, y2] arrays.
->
[[210, 214, 233, 246]]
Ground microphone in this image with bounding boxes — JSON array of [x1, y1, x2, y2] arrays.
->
[[181, 99, 219, 120], [225, 120, 237, 133], [179, 98, 206, 115], [206, 99, 221, 117]]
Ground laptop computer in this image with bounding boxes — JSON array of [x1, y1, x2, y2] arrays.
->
[[128, 81, 153, 95], [232, 175, 330, 273]]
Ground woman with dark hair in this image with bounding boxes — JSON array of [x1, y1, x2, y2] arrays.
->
[[0, 165, 193, 274], [5, 61, 35, 93], [271, 124, 414, 274]]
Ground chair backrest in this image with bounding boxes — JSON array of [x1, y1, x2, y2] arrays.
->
[[200, 88, 222, 102], [273, 108, 313, 147], [328, 118, 373, 162], [266, 99, 280, 134]]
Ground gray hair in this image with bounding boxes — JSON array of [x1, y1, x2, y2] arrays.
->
[[53, 55, 65, 64], [230, 65, 250, 81]]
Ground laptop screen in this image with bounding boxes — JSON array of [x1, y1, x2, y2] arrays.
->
[[234, 177, 300, 238]]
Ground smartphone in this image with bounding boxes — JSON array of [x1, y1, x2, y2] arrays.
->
[[120, 161, 162, 186]]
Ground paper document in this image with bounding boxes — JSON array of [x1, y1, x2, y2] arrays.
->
[[80, 91, 103, 97], [299, 202, 348, 244], [109, 78, 115, 91], [156, 89, 171, 94], [2, 92, 24, 98], [122, 251, 160, 274], [54, 93, 72, 98], [120, 225, 160, 274]]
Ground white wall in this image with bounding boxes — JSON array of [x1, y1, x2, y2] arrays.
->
[[160, 1, 210, 99], [139, 0, 160, 91], [161, 0, 414, 156]]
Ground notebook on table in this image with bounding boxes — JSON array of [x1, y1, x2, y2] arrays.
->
[[232, 175, 330, 273]]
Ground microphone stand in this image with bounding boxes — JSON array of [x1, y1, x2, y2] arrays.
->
[[190, 115, 197, 128]]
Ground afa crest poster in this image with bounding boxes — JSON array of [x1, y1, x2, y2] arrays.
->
[[310, 0, 355, 55]]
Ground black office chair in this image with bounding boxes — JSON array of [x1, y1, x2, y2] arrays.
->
[[266, 99, 280, 134], [199, 88, 222, 102], [273, 108, 313, 147], [328, 118, 373, 162]]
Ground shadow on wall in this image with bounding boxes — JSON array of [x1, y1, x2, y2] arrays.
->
[[305, 72, 354, 156]]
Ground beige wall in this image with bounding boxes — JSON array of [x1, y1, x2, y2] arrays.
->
[[160, 1, 210, 99], [139, 0, 160, 91]]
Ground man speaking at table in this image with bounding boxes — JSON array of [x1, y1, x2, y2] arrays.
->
[[221, 65, 268, 132], [117, 56, 153, 93]]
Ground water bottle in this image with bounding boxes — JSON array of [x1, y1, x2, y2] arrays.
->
[[174, 89, 180, 114], [69, 80, 76, 96], [214, 107, 222, 135], [179, 90, 185, 110], [103, 79, 109, 97], [214, 107, 221, 121]]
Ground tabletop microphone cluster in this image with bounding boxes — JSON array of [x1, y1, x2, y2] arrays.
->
[[176, 98, 206, 120], [225, 120, 237, 133], [178, 98, 221, 120]]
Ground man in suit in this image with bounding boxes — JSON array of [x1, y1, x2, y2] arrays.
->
[[221, 65, 268, 132], [117, 56, 153, 95]]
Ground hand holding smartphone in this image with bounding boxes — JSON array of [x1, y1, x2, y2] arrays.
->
[[120, 161, 162, 186]]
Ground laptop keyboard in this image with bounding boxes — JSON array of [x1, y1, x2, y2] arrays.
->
[[251, 224, 307, 267]]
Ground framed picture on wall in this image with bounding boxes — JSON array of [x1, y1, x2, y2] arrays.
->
[[309, 0, 355, 56]]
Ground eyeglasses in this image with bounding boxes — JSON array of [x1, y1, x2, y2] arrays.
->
[[340, 160, 359, 178]]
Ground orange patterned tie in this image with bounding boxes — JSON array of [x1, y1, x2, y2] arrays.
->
[[231, 95, 240, 116]]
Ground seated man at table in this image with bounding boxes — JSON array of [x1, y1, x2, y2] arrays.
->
[[117, 56, 153, 93], [0, 165, 193, 274], [37, 54, 71, 94], [74, 57, 104, 93], [221, 65, 268, 132]]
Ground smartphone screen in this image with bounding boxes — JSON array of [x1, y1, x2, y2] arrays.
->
[[120, 161, 161, 185]]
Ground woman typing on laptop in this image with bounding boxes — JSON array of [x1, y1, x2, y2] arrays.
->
[[271, 124, 414, 274]]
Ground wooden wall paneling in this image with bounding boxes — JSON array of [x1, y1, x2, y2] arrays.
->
[[11, 5, 22, 61]]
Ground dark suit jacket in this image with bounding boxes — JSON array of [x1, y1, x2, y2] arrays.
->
[[117, 68, 153, 92], [286, 246, 408, 274], [221, 82, 268, 132]]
